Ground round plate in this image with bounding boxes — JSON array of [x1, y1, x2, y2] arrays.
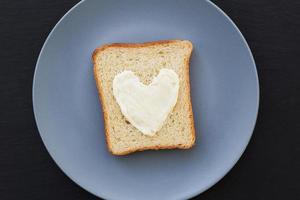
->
[[33, 0, 259, 199]]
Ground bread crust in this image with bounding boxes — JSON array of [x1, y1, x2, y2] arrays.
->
[[92, 40, 195, 155]]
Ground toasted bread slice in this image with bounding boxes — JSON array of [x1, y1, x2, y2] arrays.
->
[[93, 40, 195, 155]]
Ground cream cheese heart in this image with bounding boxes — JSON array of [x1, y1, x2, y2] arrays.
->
[[113, 68, 179, 136]]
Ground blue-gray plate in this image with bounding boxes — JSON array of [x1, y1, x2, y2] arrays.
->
[[33, 0, 259, 199]]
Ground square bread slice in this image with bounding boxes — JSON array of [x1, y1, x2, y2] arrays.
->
[[93, 40, 195, 155]]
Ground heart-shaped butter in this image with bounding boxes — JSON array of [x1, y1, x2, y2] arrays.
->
[[113, 68, 179, 136]]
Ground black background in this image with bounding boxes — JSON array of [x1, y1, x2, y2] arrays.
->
[[0, 0, 299, 199]]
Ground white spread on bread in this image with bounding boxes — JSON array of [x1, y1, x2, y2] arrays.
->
[[112, 68, 179, 136]]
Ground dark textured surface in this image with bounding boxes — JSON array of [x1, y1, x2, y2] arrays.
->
[[0, 0, 299, 199]]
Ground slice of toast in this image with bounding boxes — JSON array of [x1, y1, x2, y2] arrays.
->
[[93, 40, 195, 155]]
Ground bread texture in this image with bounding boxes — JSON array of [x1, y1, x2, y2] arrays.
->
[[93, 40, 195, 155]]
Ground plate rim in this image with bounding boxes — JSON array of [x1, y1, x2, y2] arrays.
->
[[32, 0, 260, 199]]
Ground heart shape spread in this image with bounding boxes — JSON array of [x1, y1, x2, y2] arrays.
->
[[113, 68, 179, 136]]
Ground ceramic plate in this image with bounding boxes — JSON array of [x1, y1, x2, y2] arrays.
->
[[33, 0, 259, 199]]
